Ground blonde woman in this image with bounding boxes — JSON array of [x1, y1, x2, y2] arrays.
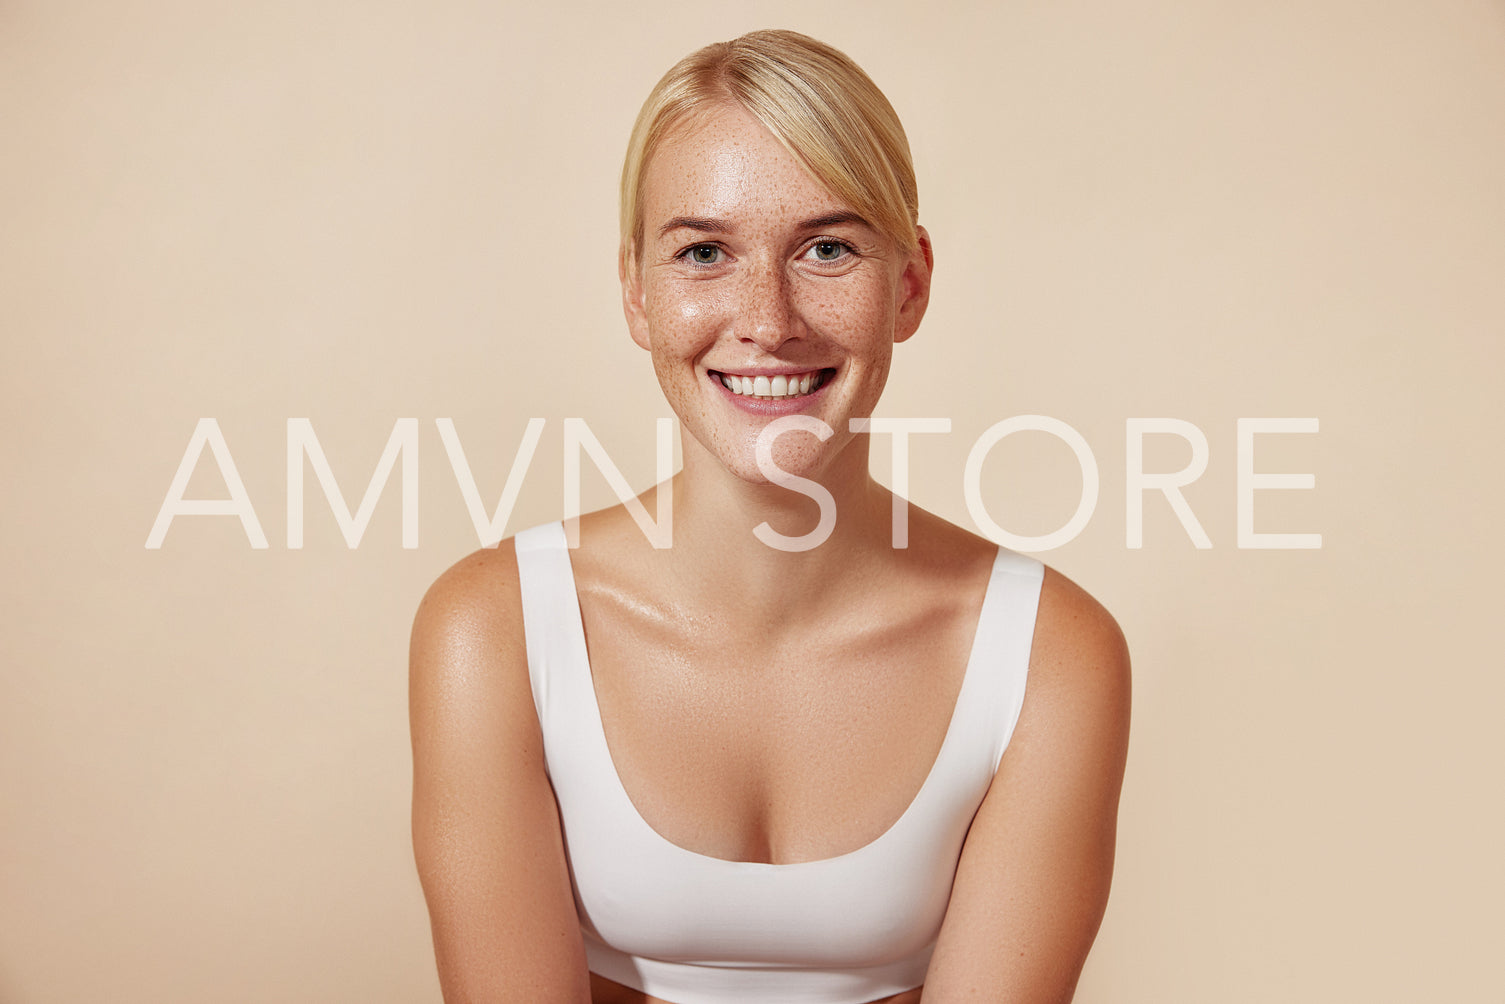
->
[[411, 30, 1129, 1004]]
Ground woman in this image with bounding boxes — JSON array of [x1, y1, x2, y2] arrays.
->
[[410, 29, 1129, 1004]]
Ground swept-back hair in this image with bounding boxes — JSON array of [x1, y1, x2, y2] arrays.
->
[[620, 29, 919, 258]]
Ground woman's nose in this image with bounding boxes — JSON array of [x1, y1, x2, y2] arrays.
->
[[733, 260, 801, 351]]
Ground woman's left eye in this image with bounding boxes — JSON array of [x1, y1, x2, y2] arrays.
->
[[682, 244, 725, 265], [805, 241, 852, 263]]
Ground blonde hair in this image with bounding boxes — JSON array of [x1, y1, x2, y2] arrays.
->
[[620, 30, 919, 258]]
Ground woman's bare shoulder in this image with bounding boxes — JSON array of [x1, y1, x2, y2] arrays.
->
[[906, 503, 1129, 689], [1032, 565, 1130, 686], [411, 542, 524, 659], [408, 541, 533, 740], [1018, 564, 1131, 774]]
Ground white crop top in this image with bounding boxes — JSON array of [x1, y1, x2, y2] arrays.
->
[[513, 521, 1044, 1004]]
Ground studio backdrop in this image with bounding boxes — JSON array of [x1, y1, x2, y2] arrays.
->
[[3, 2, 1502, 1001]]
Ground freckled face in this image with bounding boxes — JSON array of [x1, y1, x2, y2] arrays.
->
[[621, 104, 930, 485]]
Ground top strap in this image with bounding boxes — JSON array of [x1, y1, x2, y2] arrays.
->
[[513, 521, 587, 735], [966, 547, 1045, 773]]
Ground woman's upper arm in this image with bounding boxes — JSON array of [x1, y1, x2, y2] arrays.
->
[[408, 544, 591, 1004], [924, 568, 1132, 1003]]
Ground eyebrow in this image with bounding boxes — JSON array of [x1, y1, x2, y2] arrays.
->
[[656, 210, 876, 239], [657, 216, 734, 238], [798, 211, 874, 232]]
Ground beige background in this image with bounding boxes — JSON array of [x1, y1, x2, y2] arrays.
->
[[4, 2, 1503, 1001]]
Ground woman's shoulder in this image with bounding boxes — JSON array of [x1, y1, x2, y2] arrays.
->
[[908, 502, 1129, 702], [412, 540, 525, 650], [408, 539, 532, 723], [1033, 565, 1129, 681], [1019, 563, 1131, 759]]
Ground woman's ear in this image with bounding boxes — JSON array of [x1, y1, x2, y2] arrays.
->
[[619, 243, 652, 351], [893, 225, 934, 345]]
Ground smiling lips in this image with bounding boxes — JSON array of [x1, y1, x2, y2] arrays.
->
[[714, 368, 832, 400]]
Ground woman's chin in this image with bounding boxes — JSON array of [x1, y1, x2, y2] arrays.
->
[[674, 416, 860, 493], [730, 442, 845, 492]]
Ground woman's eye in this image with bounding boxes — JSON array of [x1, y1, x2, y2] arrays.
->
[[685, 245, 724, 265], [808, 241, 851, 262]]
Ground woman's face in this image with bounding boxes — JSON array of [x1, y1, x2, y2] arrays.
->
[[621, 103, 932, 486]]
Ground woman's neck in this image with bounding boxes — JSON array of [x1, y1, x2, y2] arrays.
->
[[652, 437, 901, 625]]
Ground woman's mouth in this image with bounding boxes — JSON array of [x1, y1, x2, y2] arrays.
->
[[713, 368, 834, 400]]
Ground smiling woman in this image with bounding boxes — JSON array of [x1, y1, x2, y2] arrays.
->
[[409, 29, 1129, 1004]]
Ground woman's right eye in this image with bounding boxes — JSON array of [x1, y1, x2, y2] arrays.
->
[[682, 244, 725, 266]]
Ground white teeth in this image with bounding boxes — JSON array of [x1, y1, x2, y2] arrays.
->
[[717, 370, 825, 399]]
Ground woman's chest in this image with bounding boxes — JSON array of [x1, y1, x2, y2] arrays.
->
[[575, 589, 980, 865]]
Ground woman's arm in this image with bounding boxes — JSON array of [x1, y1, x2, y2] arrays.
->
[[922, 568, 1132, 1003], [409, 544, 592, 1004]]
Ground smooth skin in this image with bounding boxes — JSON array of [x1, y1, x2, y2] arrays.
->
[[410, 104, 1130, 1004]]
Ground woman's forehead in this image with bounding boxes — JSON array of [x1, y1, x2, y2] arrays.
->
[[642, 105, 851, 232]]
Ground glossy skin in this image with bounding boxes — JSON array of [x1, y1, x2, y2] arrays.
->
[[410, 104, 1130, 1004]]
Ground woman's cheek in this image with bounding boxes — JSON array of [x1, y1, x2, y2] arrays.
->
[[648, 284, 722, 342], [676, 297, 713, 328], [806, 273, 890, 329]]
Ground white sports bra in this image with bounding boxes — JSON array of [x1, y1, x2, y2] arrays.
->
[[513, 521, 1044, 1004]]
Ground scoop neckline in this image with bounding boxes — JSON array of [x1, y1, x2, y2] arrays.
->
[[546, 522, 1007, 871]]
